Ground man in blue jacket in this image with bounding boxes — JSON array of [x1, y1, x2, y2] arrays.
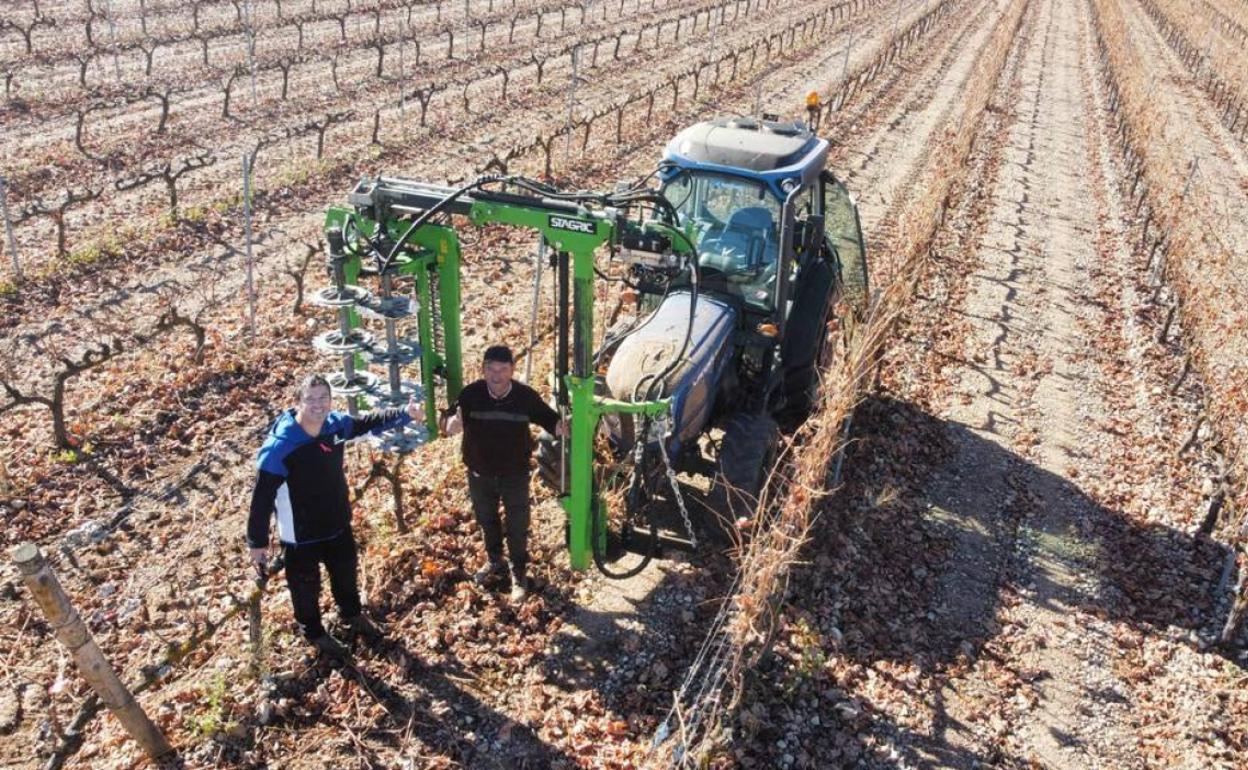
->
[[247, 374, 419, 657]]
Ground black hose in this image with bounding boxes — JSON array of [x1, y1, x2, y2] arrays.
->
[[590, 408, 670, 580], [591, 274, 674, 370], [377, 169, 697, 579], [591, 480, 659, 580], [641, 232, 700, 403], [378, 168, 682, 276], [376, 175, 502, 273]]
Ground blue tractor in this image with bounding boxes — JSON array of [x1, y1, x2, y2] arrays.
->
[[547, 114, 870, 571]]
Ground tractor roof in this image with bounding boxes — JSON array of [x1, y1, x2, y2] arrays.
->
[[661, 117, 828, 196]]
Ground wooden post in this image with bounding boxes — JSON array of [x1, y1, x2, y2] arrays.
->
[[0, 175, 20, 280], [11, 543, 174, 760]]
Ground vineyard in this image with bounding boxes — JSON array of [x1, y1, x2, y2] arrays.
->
[[1, 0, 1246, 765]]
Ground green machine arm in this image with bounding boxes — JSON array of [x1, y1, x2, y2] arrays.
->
[[326, 176, 691, 571]]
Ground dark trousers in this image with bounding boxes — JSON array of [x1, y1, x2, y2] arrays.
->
[[467, 471, 531, 575], [282, 528, 360, 640]]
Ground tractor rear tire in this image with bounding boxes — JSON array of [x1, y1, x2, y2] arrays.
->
[[713, 413, 781, 524], [778, 256, 834, 428]]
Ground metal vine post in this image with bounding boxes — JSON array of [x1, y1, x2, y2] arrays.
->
[[0, 175, 20, 280], [841, 24, 854, 92], [243, 154, 257, 336], [564, 45, 581, 172], [104, 0, 121, 82], [244, 0, 258, 105]]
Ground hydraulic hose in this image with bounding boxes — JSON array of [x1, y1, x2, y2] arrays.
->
[[376, 166, 681, 275], [591, 418, 661, 581], [640, 229, 701, 403], [376, 175, 503, 273]]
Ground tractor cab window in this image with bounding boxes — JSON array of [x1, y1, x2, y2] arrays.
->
[[822, 174, 865, 279], [662, 172, 783, 310]]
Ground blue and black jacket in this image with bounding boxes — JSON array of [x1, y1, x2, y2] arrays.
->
[[247, 407, 411, 547]]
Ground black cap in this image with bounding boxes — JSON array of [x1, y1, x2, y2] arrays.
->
[[483, 345, 514, 365]]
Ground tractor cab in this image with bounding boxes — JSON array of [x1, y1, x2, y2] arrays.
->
[[642, 117, 868, 425], [658, 116, 866, 328], [661, 171, 783, 311]]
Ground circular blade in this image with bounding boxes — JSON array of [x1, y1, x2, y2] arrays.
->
[[369, 423, 430, 453], [364, 380, 425, 409], [311, 285, 372, 308], [366, 339, 422, 366], [313, 329, 376, 355], [356, 295, 416, 320], [326, 371, 380, 396]]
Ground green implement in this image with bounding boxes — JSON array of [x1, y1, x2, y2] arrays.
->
[[323, 176, 688, 571]]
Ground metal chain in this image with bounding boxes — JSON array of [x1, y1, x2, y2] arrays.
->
[[655, 416, 698, 549]]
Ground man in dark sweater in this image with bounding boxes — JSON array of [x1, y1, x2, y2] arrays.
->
[[440, 345, 566, 600], [247, 374, 419, 657]]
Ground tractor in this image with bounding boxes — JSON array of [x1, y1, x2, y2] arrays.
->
[[317, 114, 868, 578]]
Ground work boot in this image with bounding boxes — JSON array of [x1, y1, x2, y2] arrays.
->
[[509, 566, 530, 602], [309, 633, 348, 659], [343, 613, 382, 642], [474, 559, 507, 586]]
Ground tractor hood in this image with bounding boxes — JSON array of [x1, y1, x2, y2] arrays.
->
[[605, 291, 737, 453]]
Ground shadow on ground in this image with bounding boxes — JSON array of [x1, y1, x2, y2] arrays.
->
[[741, 393, 1243, 768]]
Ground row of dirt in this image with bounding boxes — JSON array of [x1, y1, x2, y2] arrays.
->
[[738, 0, 1246, 767]]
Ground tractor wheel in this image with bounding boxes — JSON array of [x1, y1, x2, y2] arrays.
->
[[778, 257, 834, 428], [713, 413, 781, 524]]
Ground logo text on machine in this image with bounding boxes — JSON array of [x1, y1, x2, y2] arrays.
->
[[548, 215, 596, 234]]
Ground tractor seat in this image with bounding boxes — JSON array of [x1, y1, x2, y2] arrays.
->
[[699, 206, 777, 272]]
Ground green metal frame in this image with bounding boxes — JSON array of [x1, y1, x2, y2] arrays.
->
[[324, 208, 464, 433], [325, 197, 689, 571]]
